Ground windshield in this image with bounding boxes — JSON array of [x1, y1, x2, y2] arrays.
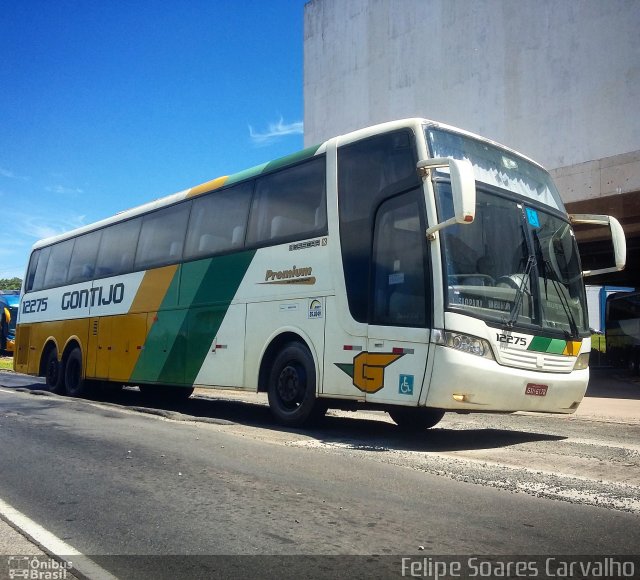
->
[[427, 127, 565, 211], [435, 184, 589, 337]]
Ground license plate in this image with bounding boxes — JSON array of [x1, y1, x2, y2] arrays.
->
[[525, 383, 548, 396]]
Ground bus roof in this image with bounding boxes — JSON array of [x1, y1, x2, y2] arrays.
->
[[30, 117, 545, 251]]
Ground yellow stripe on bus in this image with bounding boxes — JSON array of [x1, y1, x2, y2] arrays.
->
[[186, 176, 229, 198], [129, 265, 179, 313], [562, 340, 582, 356]]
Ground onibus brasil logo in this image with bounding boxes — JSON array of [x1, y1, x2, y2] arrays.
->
[[7, 556, 72, 579]]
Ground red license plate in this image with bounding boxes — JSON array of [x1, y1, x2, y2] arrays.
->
[[525, 383, 548, 396]]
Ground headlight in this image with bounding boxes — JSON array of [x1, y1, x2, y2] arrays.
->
[[574, 352, 590, 370], [432, 329, 494, 360]]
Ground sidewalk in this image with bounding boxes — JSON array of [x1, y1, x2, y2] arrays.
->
[[577, 367, 640, 424]]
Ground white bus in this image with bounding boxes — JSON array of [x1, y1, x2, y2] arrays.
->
[[15, 119, 626, 429]]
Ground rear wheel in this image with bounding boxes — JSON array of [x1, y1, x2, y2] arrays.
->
[[388, 407, 445, 432], [44, 348, 65, 394], [64, 347, 91, 398], [267, 342, 325, 427]]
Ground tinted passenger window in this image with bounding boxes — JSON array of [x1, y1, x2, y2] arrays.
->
[[31, 247, 50, 292], [24, 250, 41, 292], [338, 131, 419, 322], [43, 239, 74, 288], [246, 157, 326, 245], [95, 218, 142, 278], [135, 203, 191, 270], [67, 230, 102, 284], [184, 182, 252, 259]]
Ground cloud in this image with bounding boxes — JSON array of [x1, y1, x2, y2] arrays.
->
[[248, 117, 303, 146], [45, 185, 84, 195], [0, 166, 28, 180], [11, 213, 87, 241]]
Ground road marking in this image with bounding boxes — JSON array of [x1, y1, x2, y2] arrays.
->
[[0, 496, 119, 580]]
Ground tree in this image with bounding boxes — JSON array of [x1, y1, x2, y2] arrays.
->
[[0, 278, 22, 291]]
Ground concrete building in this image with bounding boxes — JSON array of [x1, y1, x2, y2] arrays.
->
[[303, 0, 640, 286]]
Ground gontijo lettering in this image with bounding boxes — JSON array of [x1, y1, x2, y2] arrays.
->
[[62, 283, 125, 310]]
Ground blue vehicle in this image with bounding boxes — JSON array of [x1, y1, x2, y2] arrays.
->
[[0, 290, 20, 354]]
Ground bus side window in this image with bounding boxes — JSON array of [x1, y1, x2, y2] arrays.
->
[[95, 218, 142, 278], [184, 182, 253, 260], [67, 229, 102, 284], [135, 202, 191, 270], [246, 156, 326, 246], [24, 250, 41, 292], [30, 247, 51, 292], [43, 239, 74, 289]]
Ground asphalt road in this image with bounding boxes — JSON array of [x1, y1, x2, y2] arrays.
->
[[0, 372, 639, 579]]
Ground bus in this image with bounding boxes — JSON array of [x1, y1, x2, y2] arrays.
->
[[14, 119, 626, 429], [0, 290, 20, 354], [606, 291, 640, 373]]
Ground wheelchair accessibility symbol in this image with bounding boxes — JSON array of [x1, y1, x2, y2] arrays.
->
[[399, 374, 414, 395]]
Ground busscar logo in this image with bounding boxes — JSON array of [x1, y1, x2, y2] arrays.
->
[[261, 266, 316, 285]]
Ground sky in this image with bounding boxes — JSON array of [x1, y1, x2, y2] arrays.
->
[[0, 0, 309, 280]]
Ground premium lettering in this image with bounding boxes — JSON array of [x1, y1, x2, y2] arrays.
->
[[264, 266, 312, 282]]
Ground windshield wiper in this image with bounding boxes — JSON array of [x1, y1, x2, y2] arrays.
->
[[543, 259, 580, 339], [504, 255, 535, 327], [532, 231, 580, 339]]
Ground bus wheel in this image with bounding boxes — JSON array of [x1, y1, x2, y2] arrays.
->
[[267, 342, 324, 427], [64, 348, 89, 398], [44, 348, 64, 394], [388, 407, 445, 432]]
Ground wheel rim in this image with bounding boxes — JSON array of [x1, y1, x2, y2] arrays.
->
[[276, 363, 305, 411]]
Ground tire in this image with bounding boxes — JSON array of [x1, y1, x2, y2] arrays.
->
[[44, 348, 65, 394], [64, 347, 91, 398], [388, 407, 445, 432], [267, 342, 324, 427]]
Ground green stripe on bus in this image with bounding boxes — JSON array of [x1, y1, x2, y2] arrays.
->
[[263, 145, 321, 173], [225, 163, 268, 187], [173, 250, 256, 385], [528, 336, 552, 352], [130, 270, 183, 383], [546, 339, 567, 355], [131, 251, 256, 385], [224, 145, 321, 187]]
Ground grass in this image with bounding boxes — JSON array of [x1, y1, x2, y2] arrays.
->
[[0, 356, 13, 371]]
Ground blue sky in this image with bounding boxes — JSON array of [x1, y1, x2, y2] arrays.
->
[[0, 0, 309, 279]]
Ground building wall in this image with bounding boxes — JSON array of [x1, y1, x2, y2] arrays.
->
[[303, 0, 640, 172]]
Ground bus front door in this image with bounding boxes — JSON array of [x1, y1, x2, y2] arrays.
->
[[365, 189, 431, 406]]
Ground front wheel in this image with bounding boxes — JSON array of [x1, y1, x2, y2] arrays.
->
[[388, 407, 445, 432], [267, 342, 325, 427]]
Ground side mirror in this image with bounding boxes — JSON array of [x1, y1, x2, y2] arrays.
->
[[569, 214, 626, 276], [418, 157, 476, 239]]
